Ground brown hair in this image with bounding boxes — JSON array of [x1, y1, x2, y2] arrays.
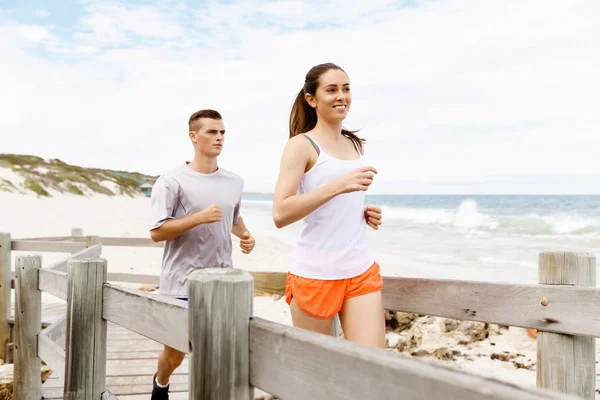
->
[[188, 109, 222, 132], [289, 63, 364, 151]]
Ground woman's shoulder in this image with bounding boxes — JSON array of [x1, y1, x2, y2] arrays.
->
[[286, 134, 319, 153]]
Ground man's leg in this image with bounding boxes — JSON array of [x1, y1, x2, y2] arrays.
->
[[157, 345, 186, 385]]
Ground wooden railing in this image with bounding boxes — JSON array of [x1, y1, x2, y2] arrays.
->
[[1, 231, 597, 399]]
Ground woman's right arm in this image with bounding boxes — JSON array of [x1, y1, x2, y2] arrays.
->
[[272, 137, 377, 229]]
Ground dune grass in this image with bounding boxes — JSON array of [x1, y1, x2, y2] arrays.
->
[[0, 153, 157, 197]]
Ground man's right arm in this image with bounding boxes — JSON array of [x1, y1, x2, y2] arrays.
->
[[150, 204, 223, 242]]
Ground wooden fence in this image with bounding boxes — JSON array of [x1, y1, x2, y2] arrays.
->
[[1, 231, 597, 399]]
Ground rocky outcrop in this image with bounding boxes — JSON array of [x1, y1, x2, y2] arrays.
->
[[384, 311, 528, 368]]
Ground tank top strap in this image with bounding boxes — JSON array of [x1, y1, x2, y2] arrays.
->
[[343, 133, 362, 156], [301, 134, 321, 155]]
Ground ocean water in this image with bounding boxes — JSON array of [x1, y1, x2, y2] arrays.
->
[[240, 194, 600, 285]]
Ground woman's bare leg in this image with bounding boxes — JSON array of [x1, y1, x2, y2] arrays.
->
[[338, 290, 385, 348], [289, 298, 334, 335]]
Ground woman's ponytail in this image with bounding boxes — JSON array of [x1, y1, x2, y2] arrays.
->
[[289, 88, 318, 138]]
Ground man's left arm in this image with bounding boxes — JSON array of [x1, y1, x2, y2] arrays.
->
[[232, 216, 256, 254]]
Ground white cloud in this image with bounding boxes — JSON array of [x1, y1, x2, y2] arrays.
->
[[15, 24, 55, 43], [34, 10, 51, 18], [0, 0, 599, 194], [74, 1, 186, 45]]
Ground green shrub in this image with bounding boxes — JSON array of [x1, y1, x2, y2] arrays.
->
[[24, 178, 50, 197], [66, 183, 84, 195]]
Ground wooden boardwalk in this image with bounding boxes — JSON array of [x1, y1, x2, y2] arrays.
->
[[12, 302, 276, 399], [14, 303, 190, 399], [4, 234, 597, 399]]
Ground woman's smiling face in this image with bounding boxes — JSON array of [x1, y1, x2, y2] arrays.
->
[[306, 68, 352, 122]]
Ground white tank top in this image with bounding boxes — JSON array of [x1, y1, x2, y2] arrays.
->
[[290, 134, 375, 280]]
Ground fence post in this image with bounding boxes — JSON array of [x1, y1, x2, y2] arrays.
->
[[85, 235, 100, 248], [331, 314, 341, 337], [14, 255, 42, 399], [64, 258, 107, 400], [0, 233, 11, 362], [188, 268, 254, 400], [71, 228, 83, 238], [537, 251, 596, 399]]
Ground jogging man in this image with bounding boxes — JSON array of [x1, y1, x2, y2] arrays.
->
[[148, 109, 255, 399]]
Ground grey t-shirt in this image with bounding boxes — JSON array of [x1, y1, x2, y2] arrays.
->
[[149, 163, 243, 297]]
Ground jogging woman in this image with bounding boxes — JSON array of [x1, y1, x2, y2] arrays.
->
[[272, 62, 385, 348]]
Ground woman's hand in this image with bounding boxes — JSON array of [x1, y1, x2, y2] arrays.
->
[[365, 205, 382, 230], [334, 166, 378, 194]]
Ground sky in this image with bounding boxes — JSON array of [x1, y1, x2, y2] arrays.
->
[[1, 0, 599, 194]]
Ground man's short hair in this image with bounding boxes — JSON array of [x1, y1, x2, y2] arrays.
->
[[188, 109, 222, 132]]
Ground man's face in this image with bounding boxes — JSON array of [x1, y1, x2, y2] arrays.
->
[[190, 118, 225, 157]]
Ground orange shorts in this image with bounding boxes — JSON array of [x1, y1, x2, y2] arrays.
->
[[285, 262, 383, 320]]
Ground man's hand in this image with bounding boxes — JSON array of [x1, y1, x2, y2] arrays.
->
[[195, 204, 222, 224], [239, 231, 255, 254], [365, 205, 382, 230]]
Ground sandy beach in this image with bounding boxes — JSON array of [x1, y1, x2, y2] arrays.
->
[[0, 189, 598, 398]]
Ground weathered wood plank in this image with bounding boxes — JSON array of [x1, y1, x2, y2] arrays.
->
[[64, 258, 108, 400], [42, 387, 65, 399], [188, 268, 254, 400], [331, 314, 340, 337], [85, 235, 100, 248], [14, 255, 42, 399], [71, 228, 83, 238], [105, 271, 285, 298], [104, 357, 188, 369], [101, 389, 119, 400], [105, 366, 185, 376], [41, 316, 67, 350], [38, 333, 66, 377], [44, 391, 189, 400], [104, 374, 188, 386], [16, 235, 73, 242], [90, 237, 163, 248], [105, 332, 156, 340], [251, 271, 286, 296], [106, 383, 188, 395], [0, 233, 11, 361], [42, 372, 189, 389], [39, 268, 68, 300], [537, 252, 596, 399], [106, 351, 161, 359], [116, 393, 188, 400], [8, 302, 67, 328], [110, 270, 596, 337], [102, 284, 188, 352], [249, 317, 576, 400], [106, 341, 164, 352], [11, 240, 86, 252], [382, 277, 600, 337], [107, 272, 159, 285], [47, 243, 102, 271]]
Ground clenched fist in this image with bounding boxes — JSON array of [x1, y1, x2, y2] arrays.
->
[[195, 204, 223, 224], [239, 231, 255, 254], [365, 205, 383, 230], [334, 165, 378, 194]]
